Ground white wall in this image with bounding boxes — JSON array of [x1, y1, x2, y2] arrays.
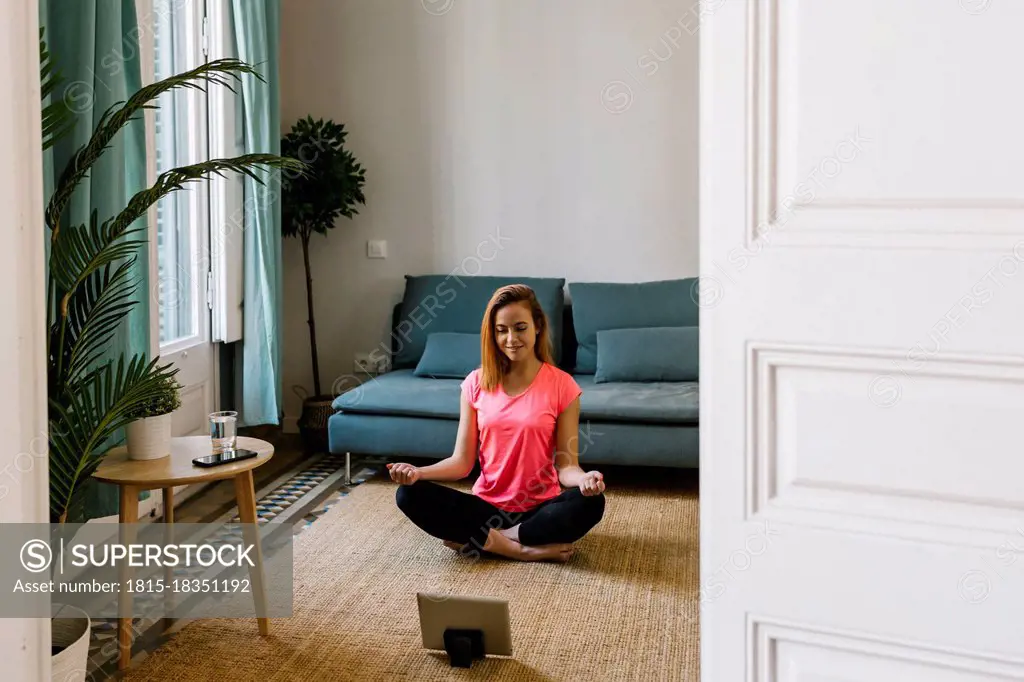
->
[[0, 0, 51, 677], [279, 0, 699, 428]]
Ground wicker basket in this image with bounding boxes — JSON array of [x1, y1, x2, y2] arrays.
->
[[295, 387, 334, 455]]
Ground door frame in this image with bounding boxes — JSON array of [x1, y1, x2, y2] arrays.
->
[[0, 0, 50, 676]]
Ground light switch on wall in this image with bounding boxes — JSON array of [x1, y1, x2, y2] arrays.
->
[[367, 240, 387, 258]]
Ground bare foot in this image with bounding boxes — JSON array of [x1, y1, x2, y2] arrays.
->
[[482, 529, 574, 562], [519, 543, 575, 563]]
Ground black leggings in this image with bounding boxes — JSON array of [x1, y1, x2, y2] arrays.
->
[[395, 480, 605, 551]]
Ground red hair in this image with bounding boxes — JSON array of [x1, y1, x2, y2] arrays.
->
[[479, 284, 554, 391]]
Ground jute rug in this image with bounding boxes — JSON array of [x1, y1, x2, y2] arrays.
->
[[127, 475, 699, 681]]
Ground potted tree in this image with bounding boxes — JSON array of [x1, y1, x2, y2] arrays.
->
[[125, 374, 182, 460], [40, 27, 303, 678], [281, 116, 367, 453]]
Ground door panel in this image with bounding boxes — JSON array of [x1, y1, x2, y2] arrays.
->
[[748, 0, 1024, 249], [754, 619, 1024, 681], [749, 344, 1024, 546], [173, 374, 215, 436], [701, 0, 1024, 678]]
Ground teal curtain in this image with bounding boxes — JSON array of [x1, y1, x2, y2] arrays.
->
[[42, 0, 151, 517], [230, 0, 284, 426]]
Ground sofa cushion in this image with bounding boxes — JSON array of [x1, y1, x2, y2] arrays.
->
[[332, 369, 697, 425], [393, 274, 566, 369], [329, 413, 464, 458], [332, 370, 463, 418], [568, 278, 699, 374], [569, 420, 698, 468], [413, 332, 481, 378], [594, 326, 698, 383], [574, 374, 698, 424]]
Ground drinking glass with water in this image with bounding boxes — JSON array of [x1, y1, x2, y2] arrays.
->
[[209, 411, 238, 453]]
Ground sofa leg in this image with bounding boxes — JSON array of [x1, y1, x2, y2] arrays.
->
[[345, 452, 351, 486]]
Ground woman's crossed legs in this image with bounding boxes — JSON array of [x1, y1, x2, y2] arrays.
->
[[395, 481, 605, 562]]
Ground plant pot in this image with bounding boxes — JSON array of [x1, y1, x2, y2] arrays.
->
[[51, 604, 90, 682], [126, 413, 172, 460], [297, 394, 334, 455]]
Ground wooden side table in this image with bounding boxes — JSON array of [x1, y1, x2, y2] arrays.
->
[[93, 435, 275, 671]]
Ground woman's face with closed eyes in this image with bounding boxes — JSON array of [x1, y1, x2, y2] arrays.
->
[[494, 301, 537, 362]]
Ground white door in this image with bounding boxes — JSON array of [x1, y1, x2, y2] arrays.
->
[[700, 1, 1024, 679]]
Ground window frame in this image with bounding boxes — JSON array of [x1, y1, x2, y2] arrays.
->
[[138, 0, 243, 357]]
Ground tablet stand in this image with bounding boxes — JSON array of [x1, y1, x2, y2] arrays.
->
[[443, 628, 485, 668]]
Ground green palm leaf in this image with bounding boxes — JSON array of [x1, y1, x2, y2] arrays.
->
[[63, 260, 141, 385], [111, 154, 306, 237], [46, 58, 264, 232], [48, 155, 304, 386], [49, 355, 179, 523], [49, 210, 146, 297], [39, 28, 74, 151]]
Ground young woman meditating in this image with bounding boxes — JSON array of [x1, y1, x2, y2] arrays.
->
[[390, 284, 606, 563]]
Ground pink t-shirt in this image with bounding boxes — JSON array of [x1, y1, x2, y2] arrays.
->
[[460, 363, 583, 512]]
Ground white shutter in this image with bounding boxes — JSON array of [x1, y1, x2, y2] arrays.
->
[[207, 0, 244, 343]]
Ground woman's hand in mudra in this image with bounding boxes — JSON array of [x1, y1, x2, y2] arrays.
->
[[387, 462, 421, 485], [579, 470, 605, 496]]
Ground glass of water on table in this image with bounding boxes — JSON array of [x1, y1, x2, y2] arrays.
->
[[209, 411, 238, 453]]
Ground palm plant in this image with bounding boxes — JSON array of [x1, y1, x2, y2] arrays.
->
[[41, 29, 304, 524]]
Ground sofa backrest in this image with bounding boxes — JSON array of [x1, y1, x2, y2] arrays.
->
[[567, 277, 699, 374], [390, 301, 579, 372], [388, 274, 567, 370], [387, 276, 699, 375]]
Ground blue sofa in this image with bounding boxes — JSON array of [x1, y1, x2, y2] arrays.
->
[[328, 275, 699, 468]]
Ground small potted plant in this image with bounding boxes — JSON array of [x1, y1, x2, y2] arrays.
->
[[125, 374, 182, 460]]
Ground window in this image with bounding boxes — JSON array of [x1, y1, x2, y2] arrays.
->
[[148, 0, 242, 352], [153, 0, 209, 349]]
